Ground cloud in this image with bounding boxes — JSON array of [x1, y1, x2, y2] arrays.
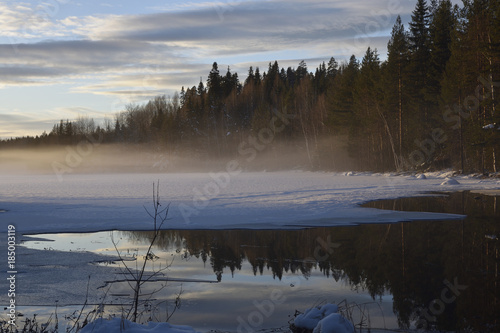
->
[[0, 112, 56, 138], [0, 0, 404, 84], [0, 0, 413, 138], [64, 0, 406, 59], [0, 39, 192, 89], [0, 1, 77, 42], [0, 106, 110, 138]]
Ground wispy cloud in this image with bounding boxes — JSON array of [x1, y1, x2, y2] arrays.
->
[[0, 0, 403, 87], [1, 0, 416, 137]]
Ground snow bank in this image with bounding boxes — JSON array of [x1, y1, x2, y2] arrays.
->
[[482, 123, 499, 130], [440, 177, 460, 185], [294, 304, 339, 329], [80, 318, 199, 333], [314, 313, 354, 333], [294, 304, 354, 333], [1, 171, 499, 234]]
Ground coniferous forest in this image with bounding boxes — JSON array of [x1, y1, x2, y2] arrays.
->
[[2, 0, 499, 173]]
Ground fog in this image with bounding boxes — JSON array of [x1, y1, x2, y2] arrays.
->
[[0, 137, 353, 176]]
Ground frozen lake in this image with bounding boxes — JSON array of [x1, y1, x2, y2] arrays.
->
[[2, 171, 498, 233], [1, 172, 499, 331]]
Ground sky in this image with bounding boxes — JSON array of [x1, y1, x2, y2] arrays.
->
[[0, 0, 460, 139]]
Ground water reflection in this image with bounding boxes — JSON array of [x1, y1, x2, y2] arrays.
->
[[23, 191, 498, 331], [122, 191, 499, 331]]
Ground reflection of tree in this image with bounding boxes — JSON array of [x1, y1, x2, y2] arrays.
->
[[125, 191, 499, 331], [363, 191, 499, 331]]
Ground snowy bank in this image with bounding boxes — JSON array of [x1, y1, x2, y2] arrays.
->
[[1, 171, 499, 234], [293, 304, 354, 333]]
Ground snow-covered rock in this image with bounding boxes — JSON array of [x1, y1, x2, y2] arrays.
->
[[417, 173, 427, 179], [294, 304, 353, 333], [80, 318, 199, 333], [440, 177, 460, 185], [482, 123, 497, 130], [294, 304, 339, 329], [313, 313, 354, 333]]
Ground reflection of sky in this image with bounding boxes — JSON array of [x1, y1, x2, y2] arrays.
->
[[23, 232, 399, 331]]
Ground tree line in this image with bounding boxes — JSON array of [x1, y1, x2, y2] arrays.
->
[[2, 0, 499, 173]]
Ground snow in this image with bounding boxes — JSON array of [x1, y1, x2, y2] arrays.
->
[[314, 313, 354, 333], [294, 304, 339, 329], [440, 177, 460, 185], [1, 171, 499, 234], [1, 170, 499, 332], [294, 304, 354, 333], [80, 318, 199, 333], [482, 123, 498, 130]]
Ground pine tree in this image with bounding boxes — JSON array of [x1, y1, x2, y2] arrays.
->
[[296, 60, 308, 83], [313, 62, 328, 94], [386, 15, 410, 159], [326, 57, 338, 81], [254, 67, 262, 84], [206, 62, 224, 154], [245, 66, 255, 86], [207, 62, 222, 106], [428, 0, 455, 101], [328, 55, 359, 133], [286, 67, 296, 87], [351, 48, 387, 170], [180, 86, 186, 107], [408, 0, 432, 148], [409, 0, 431, 65]]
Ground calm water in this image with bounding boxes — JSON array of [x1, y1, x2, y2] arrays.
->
[[24, 191, 499, 332]]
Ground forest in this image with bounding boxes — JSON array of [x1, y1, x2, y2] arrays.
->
[[1, 0, 499, 173]]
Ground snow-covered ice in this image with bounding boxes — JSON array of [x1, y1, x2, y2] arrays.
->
[[1, 171, 499, 234]]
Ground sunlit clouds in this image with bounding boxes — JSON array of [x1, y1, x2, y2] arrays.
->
[[0, 0, 447, 138]]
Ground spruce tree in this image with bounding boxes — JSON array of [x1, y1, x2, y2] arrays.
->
[[328, 55, 359, 134], [351, 48, 386, 170], [207, 62, 222, 106], [386, 15, 410, 159], [408, 0, 432, 147], [428, 0, 455, 101]]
